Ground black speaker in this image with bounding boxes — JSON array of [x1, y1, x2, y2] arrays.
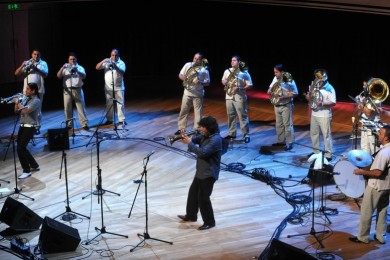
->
[[307, 161, 335, 186], [0, 197, 43, 233], [39, 216, 81, 254], [48, 128, 69, 151], [267, 239, 317, 259]]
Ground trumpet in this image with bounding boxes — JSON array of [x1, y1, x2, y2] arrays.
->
[[168, 130, 199, 145], [1, 93, 24, 104], [23, 59, 34, 73]]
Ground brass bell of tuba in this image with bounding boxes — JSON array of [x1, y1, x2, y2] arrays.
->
[[367, 78, 389, 104], [224, 61, 247, 96]]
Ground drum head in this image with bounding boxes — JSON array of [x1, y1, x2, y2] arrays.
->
[[333, 160, 365, 198]]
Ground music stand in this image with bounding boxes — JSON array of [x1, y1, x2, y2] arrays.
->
[[85, 134, 127, 244], [129, 151, 173, 252], [54, 139, 90, 221], [0, 112, 33, 201]]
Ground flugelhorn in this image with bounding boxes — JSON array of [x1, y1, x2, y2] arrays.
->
[[168, 130, 199, 145]]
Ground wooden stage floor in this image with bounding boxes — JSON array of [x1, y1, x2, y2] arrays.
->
[[0, 91, 389, 259]]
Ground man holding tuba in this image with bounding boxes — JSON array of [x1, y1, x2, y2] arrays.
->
[[267, 64, 298, 151], [355, 77, 384, 155], [175, 52, 210, 135], [305, 68, 336, 161]]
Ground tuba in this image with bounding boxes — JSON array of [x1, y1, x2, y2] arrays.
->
[[269, 72, 293, 105], [182, 59, 209, 91], [308, 70, 327, 111], [224, 61, 247, 96]]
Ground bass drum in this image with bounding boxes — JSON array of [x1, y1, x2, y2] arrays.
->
[[333, 160, 365, 198]]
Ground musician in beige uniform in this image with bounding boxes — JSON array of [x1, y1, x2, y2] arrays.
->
[[267, 64, 298, 151], [15, 49, 48, 134], [175, 52, 210, 135], [221, 55, 253, 143]]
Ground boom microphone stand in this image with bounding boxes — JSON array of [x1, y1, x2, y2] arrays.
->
[[85, 134, 127, 244], [0, 112, 33, 201], [54, 145, 90, 221], [129, 151, 173, 252]]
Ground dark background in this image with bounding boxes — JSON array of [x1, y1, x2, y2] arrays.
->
[[1, 0, 390, 117]]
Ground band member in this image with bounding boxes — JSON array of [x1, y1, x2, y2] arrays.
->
[[305, 68, 336, 161], [221, 55, 253, 143], [11, 82, 41, 179], [349, 125, 390, 244], [267, 64, 298, 151], [57, 52, 89, 130], [96, 49, 127, 127], [177, 116, 222, 230], [14, 49, 48, 134], [355, 78, 382, 155], [175, 52, 210, 135]]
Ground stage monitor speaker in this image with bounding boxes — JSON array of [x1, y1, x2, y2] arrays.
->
[[0, 197, 43, 234], [48, 128, 69, 151], [267, 238, 317, 260], [39, 216, 81, 254], [307, 161, 335, 186]]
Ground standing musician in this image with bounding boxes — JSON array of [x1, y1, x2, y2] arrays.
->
[[221, 55, 253, 143], [305, 68, 336, 161], [14, 49, 48, 134], [11, 82, 41, 180], [175, 52, 210, 135], [349, 124, 390, 244], [267, 64, 298, 151], [355, 78, 382, 155]]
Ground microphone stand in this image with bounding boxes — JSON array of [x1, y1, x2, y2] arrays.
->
[[54, 145, 90, 221], [108, 65, 121, 138], [129, 152, 173, 252], [0, 112, 33, 201], [85, 134, 127, 244]]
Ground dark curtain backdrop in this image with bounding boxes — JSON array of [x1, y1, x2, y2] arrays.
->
[[4, 0, 390, 112]]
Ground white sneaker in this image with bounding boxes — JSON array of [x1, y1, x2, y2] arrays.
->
[[18, 172, 32, 179]]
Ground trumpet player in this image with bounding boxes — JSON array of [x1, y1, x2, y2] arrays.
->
[[57, 52, 89, 130], [96, 49, 127, 127], [15, 49, 48, 133], [11, 82, 41, 180]]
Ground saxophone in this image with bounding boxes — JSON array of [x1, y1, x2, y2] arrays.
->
[[182, 59, 209, 91], [269, 72, 293, 105]]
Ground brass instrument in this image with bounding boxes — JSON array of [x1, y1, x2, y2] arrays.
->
[[358, 78, 389, 115], [183, 59, 209, 91], [168, 130, 199, 145], [224, 61, 247, 96], [308, 70, 327, 111], [269, 72, 293, 105], [22, 59, 34, 73], [0, 93, 24, 104]]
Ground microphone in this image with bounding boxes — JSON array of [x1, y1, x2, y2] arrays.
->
[[144, 150, 155, 159]]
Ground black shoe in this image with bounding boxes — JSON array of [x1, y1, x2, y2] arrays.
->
[[174, 130, 182, 135], [224, 135, 236, 140], [272, 142, 286, 146], [82, 125, 90, 130], [349, 236, 368, 244], [285, 145, 293, 151], [198, 223, 215, 230], [102, 120, 113, 125], [177, 215, 197, 222], [374, 235, 386, 244], [326, 157, 332, 162]]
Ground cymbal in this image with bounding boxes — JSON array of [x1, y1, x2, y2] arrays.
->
[[347, 149, 372, 168]]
